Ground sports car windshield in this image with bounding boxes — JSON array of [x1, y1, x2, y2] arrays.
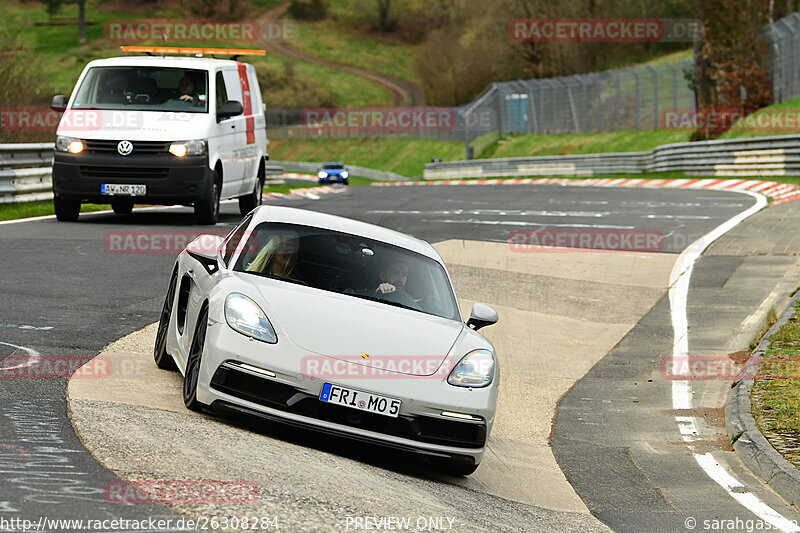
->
[[233, 222, 460, 321], [72, 66, 209, 113]]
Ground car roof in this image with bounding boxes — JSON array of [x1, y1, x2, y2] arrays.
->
[[84, 55, 244, 71], [322, 162, 344, 166], [250, 206, 441, 262]]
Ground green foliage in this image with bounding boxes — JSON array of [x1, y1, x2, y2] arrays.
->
[[255, 60, 336, 108], [288, 0, 328, 20]]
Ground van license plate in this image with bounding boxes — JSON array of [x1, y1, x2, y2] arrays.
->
[[101, 184, 146, 196]]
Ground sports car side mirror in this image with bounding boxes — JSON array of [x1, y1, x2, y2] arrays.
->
[[466, 303, 498, 331], [186, 235, 223, 274], [186, 235, 223, 260]]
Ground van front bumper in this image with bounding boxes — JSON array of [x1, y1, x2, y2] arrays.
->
[[52, 151, 213, 204]]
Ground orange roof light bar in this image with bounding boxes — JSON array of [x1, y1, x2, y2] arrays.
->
[[120, 46, 266, 56]]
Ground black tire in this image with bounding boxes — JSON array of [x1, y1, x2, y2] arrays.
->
[[431, 458, 479, 476], [183, 306, 209, 412], [111, 198, 134, 215], [238, 177, 263, 216], [343, 179, 349, 186], [54, 197, 80, 222], [194, 171, 220, 225], [153, 266, 178, 370]]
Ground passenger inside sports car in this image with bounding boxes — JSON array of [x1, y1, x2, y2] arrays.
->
[[244, 234, 303, 282]]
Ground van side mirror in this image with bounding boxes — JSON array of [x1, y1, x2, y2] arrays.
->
[[51, 95, 68, 112], [466, 303, 498, 331], [217, 100, 243, 121]]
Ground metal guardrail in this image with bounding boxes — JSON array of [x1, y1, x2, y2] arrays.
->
[[0, 143, 55, 204], [0, 144, 405, 204], [424, 134, 800, 179]]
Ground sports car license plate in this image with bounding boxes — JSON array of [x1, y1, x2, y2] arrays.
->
[[101, 184, 146, 196], [319, 383, 401, 418]]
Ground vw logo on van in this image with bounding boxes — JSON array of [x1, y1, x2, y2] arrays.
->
[[117, 140, 133, 156]]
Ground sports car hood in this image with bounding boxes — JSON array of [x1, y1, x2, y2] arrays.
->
[[255, 282, 464, 376]]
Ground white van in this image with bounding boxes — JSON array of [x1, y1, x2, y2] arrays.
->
[[50, 47, 268, 224]]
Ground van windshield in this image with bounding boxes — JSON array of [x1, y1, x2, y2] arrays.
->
[[71, 66, 209, 113]]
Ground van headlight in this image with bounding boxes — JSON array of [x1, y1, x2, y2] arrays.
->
[[169, 139, 207, 157], [224, 293, 277, 344], [448, 349, 494, 388], [56, 135, 84, 154]]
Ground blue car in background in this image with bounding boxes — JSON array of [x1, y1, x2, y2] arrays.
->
[[318, 162, 349, 185]]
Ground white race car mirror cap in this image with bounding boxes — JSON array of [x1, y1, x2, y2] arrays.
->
[[466, 303, 498, 331]]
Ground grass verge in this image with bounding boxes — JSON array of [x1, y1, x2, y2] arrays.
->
[[751, 301, 800, 468], [0, 200, 108, 221]]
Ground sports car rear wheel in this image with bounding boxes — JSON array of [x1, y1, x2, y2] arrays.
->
[[153, 266, 178, 370], [183, 306, 209, 412]]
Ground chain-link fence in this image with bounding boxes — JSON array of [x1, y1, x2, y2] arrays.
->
[[267, 14, 800, 145], [762, 12, 800, 103], [266, 58, 695, 144]]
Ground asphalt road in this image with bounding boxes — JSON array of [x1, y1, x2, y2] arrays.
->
[[0, 184, 780, 531]]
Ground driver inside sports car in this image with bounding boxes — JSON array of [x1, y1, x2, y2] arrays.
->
[[375, 259, 410, 295], [245, 234, 302, 280]]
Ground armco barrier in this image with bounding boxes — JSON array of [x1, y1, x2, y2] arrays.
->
[[0, 143, 55, 203], [0, 144, 405, 204], [424, 134, 800, 179]]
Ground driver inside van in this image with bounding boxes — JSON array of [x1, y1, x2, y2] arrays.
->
[[176, 76, 197, 102]]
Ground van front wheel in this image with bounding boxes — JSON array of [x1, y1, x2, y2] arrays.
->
[[195, 172, 220, 225], [238, 177, 263, 216]]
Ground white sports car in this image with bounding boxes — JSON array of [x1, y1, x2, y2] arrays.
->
[[153, 205, 499, 475]]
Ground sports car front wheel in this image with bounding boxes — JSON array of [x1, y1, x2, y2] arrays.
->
[[183, 306, 209, 412], [153, 266, 178, 370]]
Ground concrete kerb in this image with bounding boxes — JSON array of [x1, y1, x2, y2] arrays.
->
[[725, 291, 800, 507]]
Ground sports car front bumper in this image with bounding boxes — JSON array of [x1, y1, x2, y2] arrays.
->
[[196, 320, 497, 464]]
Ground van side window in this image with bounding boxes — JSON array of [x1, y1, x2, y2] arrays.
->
[[216, 71, 228, 108]]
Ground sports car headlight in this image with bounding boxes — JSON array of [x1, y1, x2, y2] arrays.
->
[[56, 135, 84, 154], [169, 139, 207, 157], [340, 171, 348, 178], [318, 171, 328, 178], [224, 293, 277, 344], [448, 349, 494, 388]]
